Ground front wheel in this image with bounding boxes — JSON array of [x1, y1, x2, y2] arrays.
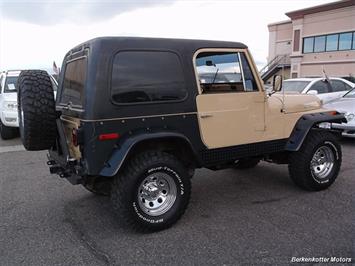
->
[[111, 151, 191, 232], [288, 130, 342, 191]]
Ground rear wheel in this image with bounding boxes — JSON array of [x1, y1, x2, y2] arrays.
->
[[111, 151, 191, 232], [0, 121, 17, 140], [288, 130, 341, 191], [17, 70, 57, 150]]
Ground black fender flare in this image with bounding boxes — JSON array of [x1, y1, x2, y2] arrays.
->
[[285, 112, 346, 151], [99, 132, 201, 177]]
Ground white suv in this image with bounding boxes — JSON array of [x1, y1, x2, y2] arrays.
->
[[0, 70, 57, 139]]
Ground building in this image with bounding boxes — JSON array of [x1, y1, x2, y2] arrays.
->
[[262, 0, 355, 82]]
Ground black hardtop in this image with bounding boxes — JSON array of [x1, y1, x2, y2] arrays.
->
[[68, 36, 248, 55], [59, 37, 248, 121]]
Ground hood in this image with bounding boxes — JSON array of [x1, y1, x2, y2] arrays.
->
[[272, 93, 322, 114], [2, 92, 17, 102], [323, 97, 355, 114]]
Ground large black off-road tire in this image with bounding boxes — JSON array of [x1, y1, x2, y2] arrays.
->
[[234, 158, 260, 169], [288, 130, 342, 191], [17, 70, 57, 151], [0, 121, 17, 140], [111, 151, 191, 232]]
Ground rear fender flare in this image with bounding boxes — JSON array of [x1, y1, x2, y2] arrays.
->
[[99, 132, 200, 177]]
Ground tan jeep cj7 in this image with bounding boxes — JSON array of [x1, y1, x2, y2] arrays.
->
[[17, 37, 347, 231]]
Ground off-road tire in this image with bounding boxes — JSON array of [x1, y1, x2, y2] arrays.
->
[[0, 121, 17, 140], [111, 151, 191, 232], [17, 70, 57, 151], [234, 158, 260, 169], [288, 130, 341, 191]]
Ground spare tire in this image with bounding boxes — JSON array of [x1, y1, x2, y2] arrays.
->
[[17, 70, 57, 151]]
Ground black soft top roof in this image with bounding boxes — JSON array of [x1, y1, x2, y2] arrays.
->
[[68, 36, 248, 56]]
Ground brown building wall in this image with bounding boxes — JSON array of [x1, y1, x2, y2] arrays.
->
[[268, 1, 355, 79]]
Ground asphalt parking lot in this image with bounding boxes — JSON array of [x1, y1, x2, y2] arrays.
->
[[0, 137, 354, 265]]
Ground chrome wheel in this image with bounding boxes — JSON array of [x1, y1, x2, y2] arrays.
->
[[310, 146, 334, 180], [138, 172, 177, 216]]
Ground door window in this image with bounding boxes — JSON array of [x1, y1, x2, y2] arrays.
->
[[330, 80, 352, 92], [240, 53, 258, 92], [195, 51, 258, 94], [310, 81, 331, 94]]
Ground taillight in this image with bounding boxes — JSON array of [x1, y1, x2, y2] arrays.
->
[[327, 111, 338, 116], [98, 133, 120, 141]]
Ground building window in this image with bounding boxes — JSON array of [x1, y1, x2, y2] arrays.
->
[[293, 30, 300, 52], [339, 32, 352, 50], [326, 34, 338, 51], [303, 37, 314, 53], [303, 31, 355, 53], [314, 36, 326, 52]]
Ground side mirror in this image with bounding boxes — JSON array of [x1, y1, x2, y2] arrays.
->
[[307, 90, 318, 95], [272, 75, 282, 92]]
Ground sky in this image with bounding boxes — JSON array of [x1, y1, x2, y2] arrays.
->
[[0, 0, 335, 72]]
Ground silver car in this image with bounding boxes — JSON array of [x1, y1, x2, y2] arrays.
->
[[324, 88, 355, 138]]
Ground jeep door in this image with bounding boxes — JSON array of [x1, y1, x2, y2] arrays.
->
[[194, 49, 265, 149]]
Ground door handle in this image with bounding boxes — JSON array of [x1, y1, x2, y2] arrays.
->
[[200, 114, 213, 118]]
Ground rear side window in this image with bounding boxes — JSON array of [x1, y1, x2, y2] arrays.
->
[[111, 51, 187, 104], [330, 80, 351, 92], [61, 57, 87, 107]]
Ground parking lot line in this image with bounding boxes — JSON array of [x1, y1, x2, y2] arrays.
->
[[0, 145, 25, 153]]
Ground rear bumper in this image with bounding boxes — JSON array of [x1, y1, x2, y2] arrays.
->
[[47, 142, 86, 185], [46, 118, 88, 185]]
